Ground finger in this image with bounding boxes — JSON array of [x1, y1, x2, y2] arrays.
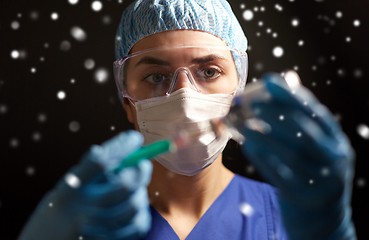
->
[[78, 186, 149, 227], [295, 112, 354, 163], [243, 129, 343, 208], [58, 131, 145, 190], [78, 182, 131, 207], [250, 101, 326, 164], [115, 160, 153, 191], [245, 126, 323, 179], [251, 100, 349, 168], [93, 130, 144, 172]]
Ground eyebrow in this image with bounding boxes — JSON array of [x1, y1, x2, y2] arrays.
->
[[135, 57, 170, 68], [134, 54, 228, 68], [191, 54, 227, 64]]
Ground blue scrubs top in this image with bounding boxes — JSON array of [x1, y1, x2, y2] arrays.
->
[[141, 174, 289, 240]]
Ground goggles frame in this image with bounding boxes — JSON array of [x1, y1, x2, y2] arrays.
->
[[113, 44, 248, 101]]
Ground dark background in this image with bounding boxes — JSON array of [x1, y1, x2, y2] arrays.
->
[[0, 0, 368, 239]]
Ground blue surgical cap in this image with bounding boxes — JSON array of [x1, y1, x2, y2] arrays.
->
[[114, 0, 248, 59]]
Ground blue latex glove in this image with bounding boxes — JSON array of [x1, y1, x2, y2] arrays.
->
[[241, 73, 356, 240], [19, 130, 153, 240]]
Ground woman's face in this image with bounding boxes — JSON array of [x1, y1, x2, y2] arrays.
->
[[123, 30, 239, 129]]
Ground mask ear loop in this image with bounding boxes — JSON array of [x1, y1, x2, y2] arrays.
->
[[128, 97, 136, 107]]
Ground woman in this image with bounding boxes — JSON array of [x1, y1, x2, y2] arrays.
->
[[19, 0, 356, 240]]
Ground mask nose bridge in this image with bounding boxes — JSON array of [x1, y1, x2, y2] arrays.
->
[[166, 67, 201, 96]]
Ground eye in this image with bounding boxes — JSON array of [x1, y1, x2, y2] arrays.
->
[[144, 73, 170, 84], [200, 67, 222, 79], [204, 69, 216, 77]]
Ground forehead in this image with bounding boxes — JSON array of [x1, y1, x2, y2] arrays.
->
[[130, 30, 228, 54], [128, 47, 233, 70]]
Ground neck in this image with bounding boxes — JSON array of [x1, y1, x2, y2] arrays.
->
[[148, 154, 234, 219]]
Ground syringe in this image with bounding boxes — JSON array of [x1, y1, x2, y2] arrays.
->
[[112, 132, 192, 173]]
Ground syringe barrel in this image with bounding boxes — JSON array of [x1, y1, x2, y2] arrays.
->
[[221, 81, 271, 144], [221, 71, 301, 144]]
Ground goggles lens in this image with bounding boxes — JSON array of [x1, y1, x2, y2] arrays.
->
[[114, 45, 248, 101]]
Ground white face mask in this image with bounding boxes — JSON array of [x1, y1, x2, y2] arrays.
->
[[130, 88, 234, 176]]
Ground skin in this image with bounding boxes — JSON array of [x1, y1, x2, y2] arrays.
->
[[123, 30, 236, 240]]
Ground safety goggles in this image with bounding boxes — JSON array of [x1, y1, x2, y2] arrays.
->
[[113, 45, 248, 101]]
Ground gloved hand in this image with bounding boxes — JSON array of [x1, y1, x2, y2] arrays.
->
[[240, 73, 357, 240], [18, 130, 153, 240]]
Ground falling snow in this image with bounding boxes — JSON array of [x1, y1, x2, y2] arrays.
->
[[357, 124, 369, 139], [291, 18, 299, 27], [38, 113, 47, 123], [69, 121, 80, 132], [239, 202, 254, 216], [353, 20, 360, 27], [30, 11, 39, 20], [57, 91, 66, 100], [102, 15, 112, 24], [11, 50, 19, 59], [246, 165, 255, 174], [336, 11, 343, 18], [10, 138, 19, 148], [51, 12, 59, 20], [71, 26, 87, 41], [337, 69, 345, 77], [84, 59, 95, 69], [275, 4, 283, 11], [321, 167, 330, 176], [60, 40, 71, 51], [94, 68, 109, 83], [11, 21, 20, 30], [69, 0, 79, 5], [255, 62, 263, 71], [273, 46, 284, 58], [32, 132, 42, 141], [92, 1, 103, 12], [353, 69, 363, 78], [26, 166, 36, 176], [242, 10, 254, 21], [0, 104, 8, 114], [357, 178, 366, 187], [65, 173, 81, 188]]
